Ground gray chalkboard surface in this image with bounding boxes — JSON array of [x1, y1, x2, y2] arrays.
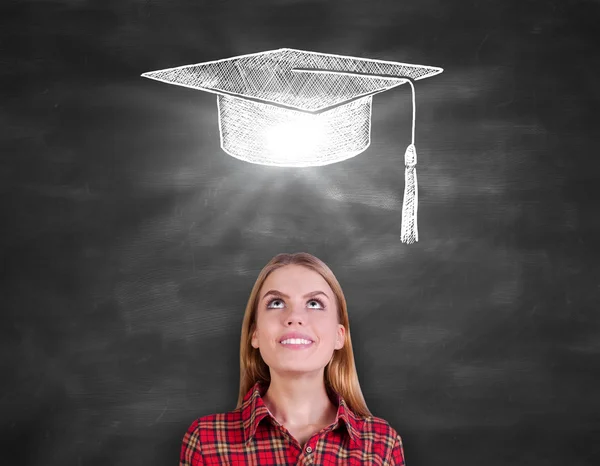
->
[[2, 1, 598, 465]]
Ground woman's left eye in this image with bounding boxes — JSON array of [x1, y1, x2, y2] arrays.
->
[[307, 299, 324, 309]]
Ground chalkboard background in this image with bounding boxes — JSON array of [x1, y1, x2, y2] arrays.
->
[[2, 0, 598, 465]]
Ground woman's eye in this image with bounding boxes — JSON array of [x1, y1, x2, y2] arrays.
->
[[307, 299, 324, 309], [267, 299, 284, 308]]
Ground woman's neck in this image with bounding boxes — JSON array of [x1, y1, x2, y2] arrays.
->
[[262, 373, 337, 428]]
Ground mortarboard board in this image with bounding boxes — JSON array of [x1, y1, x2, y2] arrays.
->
[[142, 48, 443, 244]]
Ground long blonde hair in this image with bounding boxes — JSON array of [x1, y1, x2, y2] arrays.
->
[[236, 252, 372, 418]]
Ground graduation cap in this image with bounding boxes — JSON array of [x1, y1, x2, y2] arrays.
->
[[142, 48, 443, 244]]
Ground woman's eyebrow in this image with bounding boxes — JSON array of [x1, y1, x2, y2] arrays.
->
[[261, 290, 330, 300]]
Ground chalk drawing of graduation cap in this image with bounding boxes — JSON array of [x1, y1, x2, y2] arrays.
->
[[142, 48, 443, 243]]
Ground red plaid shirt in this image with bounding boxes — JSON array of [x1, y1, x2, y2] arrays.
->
[[180, 382, 405, 465]]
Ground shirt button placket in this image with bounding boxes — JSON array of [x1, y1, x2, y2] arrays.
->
[[303, 444, 314, 465]]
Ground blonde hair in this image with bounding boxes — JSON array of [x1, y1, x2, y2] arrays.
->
[[236, 252, 372, 418]]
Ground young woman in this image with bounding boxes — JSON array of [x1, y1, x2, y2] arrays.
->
[[180, 252, 406, 465]]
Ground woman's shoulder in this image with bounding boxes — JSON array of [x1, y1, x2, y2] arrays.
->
[[351, 414, 404, 461], [356, 413, 402, 440], [180, 407, 249, 464], [184, 406, 244, 436]]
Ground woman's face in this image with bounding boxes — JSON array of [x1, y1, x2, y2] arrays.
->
[[251, 264, 345, 378]]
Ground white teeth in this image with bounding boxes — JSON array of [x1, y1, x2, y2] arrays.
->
[[281, 338, 312, 345]]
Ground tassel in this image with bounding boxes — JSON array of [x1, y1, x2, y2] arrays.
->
[[399, 77, 419, 244], [401, 143, 418, 244]]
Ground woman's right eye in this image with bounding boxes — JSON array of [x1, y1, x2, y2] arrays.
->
[[267, 298, 284, 309]]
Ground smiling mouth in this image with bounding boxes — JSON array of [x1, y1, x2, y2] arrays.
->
[[280, 338, 314, 347]]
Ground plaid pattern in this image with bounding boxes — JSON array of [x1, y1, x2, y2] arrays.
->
[[180, 382, 405, 465]]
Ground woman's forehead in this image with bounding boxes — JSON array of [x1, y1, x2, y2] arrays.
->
[[261, 265, 333, 294]]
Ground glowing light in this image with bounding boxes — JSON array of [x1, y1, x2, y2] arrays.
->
[[217, 94, 373, 167], [265, 119, 325, 163]]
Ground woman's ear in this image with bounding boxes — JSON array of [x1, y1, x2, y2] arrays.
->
[[251, 328, 259, 349], [335, 325, 346, 350]]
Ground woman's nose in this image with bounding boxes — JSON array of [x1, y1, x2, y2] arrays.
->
[[285, 303, 305, 325]]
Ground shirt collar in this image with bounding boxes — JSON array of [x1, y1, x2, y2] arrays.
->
[[241, 381, 364, 447]]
